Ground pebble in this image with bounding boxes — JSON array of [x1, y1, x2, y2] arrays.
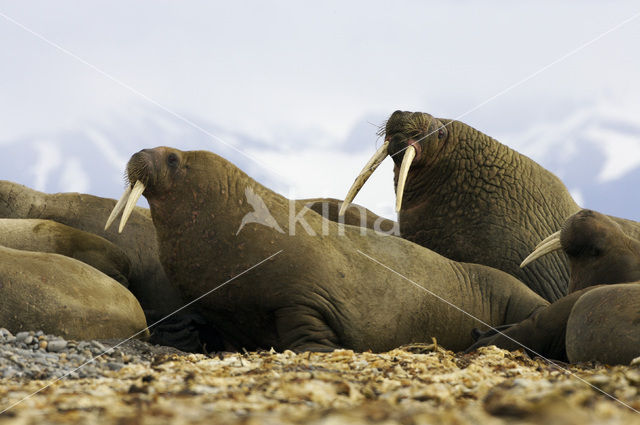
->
[[47, 339, 68, 352], [15, 331, 30, 343], [0, 327, 170, 380]]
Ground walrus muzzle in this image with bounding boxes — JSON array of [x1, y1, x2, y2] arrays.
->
[[339, 140, 418, 216], [104, 180, 146, 233], [520, 231, 562, 268]]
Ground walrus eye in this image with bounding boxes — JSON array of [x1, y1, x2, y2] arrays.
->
[[167, 153, 179, 168], [437, 128, 446, 139]]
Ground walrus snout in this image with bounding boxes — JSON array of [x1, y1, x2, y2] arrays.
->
[[560, 209, 610, 258], [105, 149, 157, 234], [126, 150, 156, 188], [339, 110, 437, 215], [521, 208, 640, 292], [387, 134, 423, 166]]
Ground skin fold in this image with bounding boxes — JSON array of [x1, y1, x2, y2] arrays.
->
[[467, 209, 640, 364], [347, 111, 640, 302], [0, 245, 148, 340], [0, 180, 212, 352], [0, 218, 132, 287], [113, 147, 549, 353]]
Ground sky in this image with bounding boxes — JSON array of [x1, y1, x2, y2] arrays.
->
[[1, 1, 639, 219]]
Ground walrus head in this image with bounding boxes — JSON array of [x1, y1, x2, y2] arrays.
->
[[340, 110, 451, 214], [521, 209, 640, 292], [105, 147, 191, 233]]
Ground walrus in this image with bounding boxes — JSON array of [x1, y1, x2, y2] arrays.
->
[[0, 218, 131, 287], [467, 209, 640, 364], [521, 209, 640, 292], [0, 245, 149, 340], [0, 180, 212, 352], [300, 198, 398, 235], [565, 283, 640, 365], [109, 146, 549, 353], [0, 180, 181, 320], [340, 110, 640, 302]]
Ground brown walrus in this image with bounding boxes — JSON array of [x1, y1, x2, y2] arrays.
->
[[110, 146, 549, 352], [0, 245, 148, 340], [0, 180, 212, 352], [0, 180, 181, 320], [341, 111, 640, 302], [468, 209, 640, 364], [300, 198, 397, 235], [566, 283, 640, 365], [0, 218, 131, 287]]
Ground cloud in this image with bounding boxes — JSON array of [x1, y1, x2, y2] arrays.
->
[[29, 141, 62, 192]]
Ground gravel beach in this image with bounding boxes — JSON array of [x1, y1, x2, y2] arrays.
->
[[1, 328, 639, 424]]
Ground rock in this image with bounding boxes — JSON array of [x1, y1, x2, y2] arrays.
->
[[15, 331, 30, 343], [47, 339, 68, 352], [106, 362, 125, 371], [91, 341, 106, 352]]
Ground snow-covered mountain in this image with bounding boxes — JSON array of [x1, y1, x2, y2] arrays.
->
[[2, 105, 639, 221], [0, 107, 292, 207], [502, 104, 640, 221]]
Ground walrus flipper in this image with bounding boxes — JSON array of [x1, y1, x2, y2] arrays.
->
[[275, 306, 341, 353], [149, 312, 225, 353], [466, 289, 595, 361]]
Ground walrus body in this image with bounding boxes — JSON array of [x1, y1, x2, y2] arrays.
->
[[112, 147, 549, 353], [0, 218, 131, 287], [566, 284, 640, 364], [0, 245, 148, 340], [468, 210, 640, 364], [300, 198, 398, 235], [343, 111, 640, 302], [0, 180, 214, 352], [0, 180, 183, 320]]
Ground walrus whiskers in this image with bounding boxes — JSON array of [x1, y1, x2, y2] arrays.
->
[[118, 180, 146, 233], [520, 231, 562, 268], [395, 145, 416, 212], [104, 185, 133, 231], [338, 140, 389, 217]]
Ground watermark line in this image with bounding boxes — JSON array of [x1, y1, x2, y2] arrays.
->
[[357, 249, 640, 415], [0, 249, 283, 416], [0, 11, 291, 184]]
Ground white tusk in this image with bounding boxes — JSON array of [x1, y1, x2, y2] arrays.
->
[[520, 231, 562, 268], [339, 140, 389, 217], [118, 180, 146, 233], [395, 145, 416, 212], [104, 185, 133, 231], [534, 230, 561, 251]]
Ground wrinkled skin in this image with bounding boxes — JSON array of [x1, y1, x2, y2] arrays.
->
[[0, 180, 211, 352], [0, 245, 148, 340], [468, 209, 640, 364], [384, 111, 640, 302], [0, 218, 132, 287], [120, 147, 549, 353]]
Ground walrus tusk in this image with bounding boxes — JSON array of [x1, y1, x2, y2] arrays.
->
[[104, 185, 133, 231], [339, 140, 389, 217], [395, 145, 416, 212], [520, 230, 562, 268], [118, 180, 146, 233]]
